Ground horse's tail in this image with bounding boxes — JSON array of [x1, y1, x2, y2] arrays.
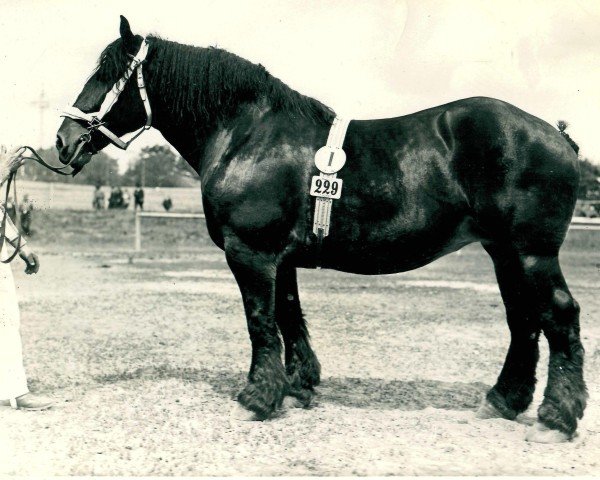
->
[[557, 120, 579, 154]]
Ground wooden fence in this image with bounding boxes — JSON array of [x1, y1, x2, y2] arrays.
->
[[11, 180, 203, 212]]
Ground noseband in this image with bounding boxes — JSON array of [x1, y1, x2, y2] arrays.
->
[[61, 38, 152, 158]]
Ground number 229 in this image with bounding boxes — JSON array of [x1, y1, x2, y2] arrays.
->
[[314, 178, 339, 196]]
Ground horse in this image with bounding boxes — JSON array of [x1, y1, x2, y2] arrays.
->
[[56, 16, 586, 442]]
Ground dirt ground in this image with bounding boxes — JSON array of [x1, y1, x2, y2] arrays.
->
[[1, 211, 599, 475]]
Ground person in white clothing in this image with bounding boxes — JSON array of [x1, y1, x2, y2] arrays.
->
[[0, 147, 52, 410]]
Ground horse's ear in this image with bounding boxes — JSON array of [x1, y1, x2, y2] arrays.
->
[[119, 15, 136, 52]]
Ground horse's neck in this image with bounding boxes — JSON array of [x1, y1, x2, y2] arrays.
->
[[149, 104, 205, 171], [152, 97, 326, 185], [143, 47, 333, 177], [151, 102, 253, 175]]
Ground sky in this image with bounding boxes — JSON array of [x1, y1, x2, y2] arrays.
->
[[0, 0, 599, 170]]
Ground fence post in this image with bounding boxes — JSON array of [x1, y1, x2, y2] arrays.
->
[[134, 211, 141, 252], [49, 182, 54, 208]]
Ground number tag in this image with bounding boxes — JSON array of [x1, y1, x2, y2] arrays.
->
[[310, 176, 343, 199], [314, 146, 346, 174]]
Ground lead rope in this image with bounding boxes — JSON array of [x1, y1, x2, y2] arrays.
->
[[14, 146, 75, 176], [0, 146, 73, 264], [0, 171, 22, 264]]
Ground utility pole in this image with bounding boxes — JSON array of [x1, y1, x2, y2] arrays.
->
[[141, 153, 146, 188], [29, 90, 50, 181], [31, 90, 49, 149]]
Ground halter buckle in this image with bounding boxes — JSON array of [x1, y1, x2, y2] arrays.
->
[[127, 52, 145, 68], [88, 116, 105, 130]]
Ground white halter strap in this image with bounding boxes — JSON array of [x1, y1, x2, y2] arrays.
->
[[61, 39, 152, 150]]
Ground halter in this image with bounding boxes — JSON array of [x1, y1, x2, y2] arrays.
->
[[61, 38, 152, 156]]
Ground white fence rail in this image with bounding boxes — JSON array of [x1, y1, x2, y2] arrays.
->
[[13, 180, 202, 212], [132, 213, 600, 252], [570, 216, 600, 231]]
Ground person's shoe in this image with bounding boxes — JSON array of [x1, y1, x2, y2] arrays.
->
[[0, 393, 54, 411]]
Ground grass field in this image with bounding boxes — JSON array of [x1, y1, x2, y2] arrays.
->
[[1, 210, 599, 475]]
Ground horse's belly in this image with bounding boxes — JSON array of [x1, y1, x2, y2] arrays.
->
[[297, 217, 479, 275], [323, 239, 472, 274]]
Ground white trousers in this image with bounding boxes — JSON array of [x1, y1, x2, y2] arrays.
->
[[0, 262, 28, 399]]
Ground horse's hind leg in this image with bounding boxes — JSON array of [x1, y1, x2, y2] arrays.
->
[[226, 239, 289, 420], [477, 245, 540, 420], [525, 255, 587, 442], [275, 265, 321, 406], [480, 245, 587, 441]]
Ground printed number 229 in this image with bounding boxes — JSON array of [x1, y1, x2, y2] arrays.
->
[[310, 176, 343, 199]]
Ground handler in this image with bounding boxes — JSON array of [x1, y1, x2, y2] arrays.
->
[[0, 146, 52, 410]]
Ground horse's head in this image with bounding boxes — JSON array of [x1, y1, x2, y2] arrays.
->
[[56, 16, 151, 174]]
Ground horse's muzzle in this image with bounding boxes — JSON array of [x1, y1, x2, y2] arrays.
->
[[56, 117, 96, 167]]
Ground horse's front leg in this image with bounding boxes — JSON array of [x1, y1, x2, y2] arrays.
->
[[275, 265, 321, 407], [226, 239, 289, 420]]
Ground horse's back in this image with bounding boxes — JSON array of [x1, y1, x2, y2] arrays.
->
[[313, 97, 578, 272]]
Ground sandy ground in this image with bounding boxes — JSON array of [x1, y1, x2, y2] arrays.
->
[[0, 217, 599, 475]]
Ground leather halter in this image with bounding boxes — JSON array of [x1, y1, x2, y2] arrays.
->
[[61, 38, 152, 153]]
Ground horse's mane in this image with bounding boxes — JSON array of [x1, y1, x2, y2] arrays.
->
[[95, 36, 334, 125]]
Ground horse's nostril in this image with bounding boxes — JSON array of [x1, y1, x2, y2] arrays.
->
[[55, 135, 64, 150]]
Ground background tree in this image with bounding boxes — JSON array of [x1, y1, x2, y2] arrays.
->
[[556, 120, 600, 199], [19, 147, 120, 186], [578, 158, 600, 199], [121, 145, 198, 187]]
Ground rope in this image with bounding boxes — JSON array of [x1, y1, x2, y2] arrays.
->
[[0, 172, 22, 264], [15, 146, 74, 176], [0, 146, 72, 263]]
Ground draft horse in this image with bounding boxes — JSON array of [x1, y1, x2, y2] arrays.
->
[[56, 17, 586, 442]]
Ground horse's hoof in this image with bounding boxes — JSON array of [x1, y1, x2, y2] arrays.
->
[[229, 402, 259, 422], [515, 412, 536, 426], [525, 421, 571, 443], [282, 395, 304, 409], [475, 399, 504, 419]]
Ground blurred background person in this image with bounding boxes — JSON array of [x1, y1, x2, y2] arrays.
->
[[162, 196, 172, 212], [19, 194, 33, 236], [92, 184, 105, 210], [134, 182, 144, 211], [122, 188, 131, 210]]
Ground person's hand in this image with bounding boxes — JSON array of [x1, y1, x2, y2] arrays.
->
[[1, 146, 25, 174], [19, 247, 39, 274], [0, 146, 25, 185], [8, 154, 25, 174]]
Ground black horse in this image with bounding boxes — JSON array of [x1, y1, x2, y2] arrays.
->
[[56, 17, 586, 442]]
